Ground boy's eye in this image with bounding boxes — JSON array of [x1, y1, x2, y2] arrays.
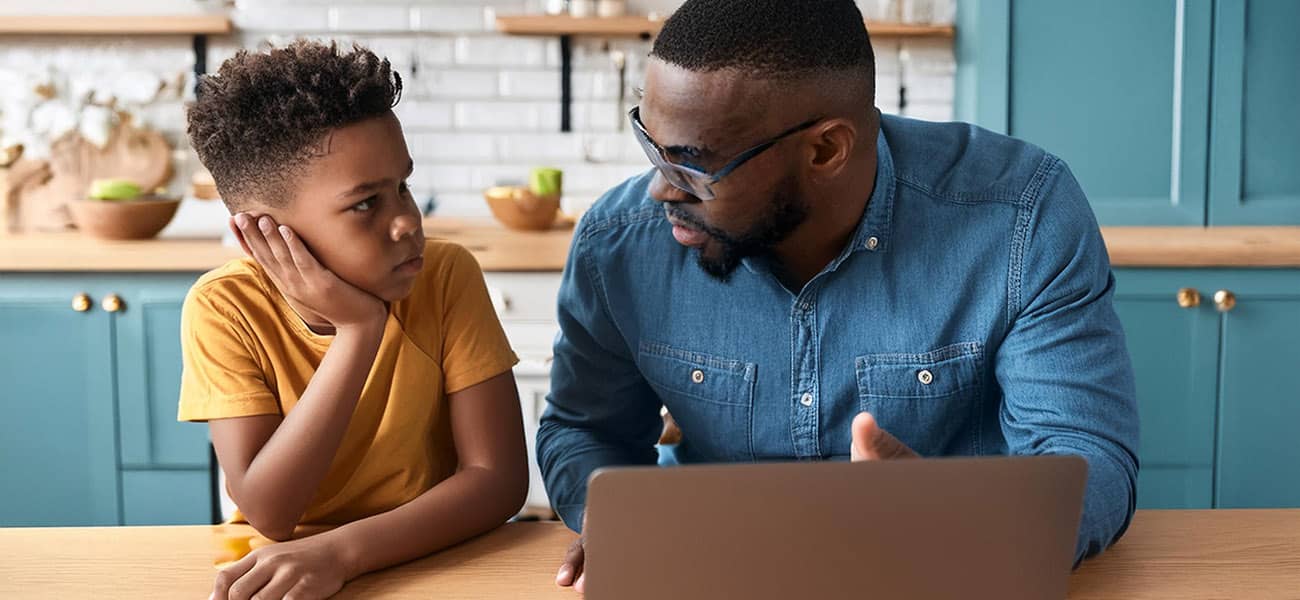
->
[[350, 197, 375, 213], [399, 180, 412, 195]]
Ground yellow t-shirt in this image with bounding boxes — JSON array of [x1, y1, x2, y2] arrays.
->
[[177, 239, 518, 526]]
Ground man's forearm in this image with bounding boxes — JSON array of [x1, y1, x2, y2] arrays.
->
[[236, 320, 385, 539], [537, 419, 659, 531]]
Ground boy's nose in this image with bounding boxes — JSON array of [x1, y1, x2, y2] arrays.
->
[[390, 213, 421, 241]]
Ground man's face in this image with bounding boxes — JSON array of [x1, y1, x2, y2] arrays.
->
[[640, 59, 811, 280], [265, 111, 426, 302]]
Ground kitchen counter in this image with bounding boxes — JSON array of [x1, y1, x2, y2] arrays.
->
[[2, 223, 1299, 272], [0, 510, 1297, 598], [0, 218, 574, 273]]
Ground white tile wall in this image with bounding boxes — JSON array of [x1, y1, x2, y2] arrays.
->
[[0, 0, 956, 217]]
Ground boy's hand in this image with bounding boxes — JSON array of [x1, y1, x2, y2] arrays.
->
[[210, 534, 348, 600], [231, 213, 386, 330]]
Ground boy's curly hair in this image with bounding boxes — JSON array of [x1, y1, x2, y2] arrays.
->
[[187, 40, 402, 209]]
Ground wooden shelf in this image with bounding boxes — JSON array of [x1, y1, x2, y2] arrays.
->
[[496, 15, 953, 38], [0, 15, 232, 35]]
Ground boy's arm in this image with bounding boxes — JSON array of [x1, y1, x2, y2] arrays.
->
[[212, 213, 389, 541], [210, 319, 384, 541], [211, 370, 528, 600]]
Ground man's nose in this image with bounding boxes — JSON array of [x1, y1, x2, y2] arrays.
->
[[649, 171, 696, 204]]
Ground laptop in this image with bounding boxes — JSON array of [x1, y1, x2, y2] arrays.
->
[[583, 455, 1087, 600]]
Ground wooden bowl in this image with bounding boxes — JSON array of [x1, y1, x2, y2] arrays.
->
[[68, 197, 181, 240], [484, 186, 560, 231]]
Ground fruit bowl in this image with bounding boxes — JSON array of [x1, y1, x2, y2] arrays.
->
[[69, 196, 181, 240], [484, 186, 561, 231]]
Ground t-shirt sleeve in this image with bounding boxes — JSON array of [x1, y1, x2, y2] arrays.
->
[[437, 245, 520, 394], [177, 286, 281, 422]]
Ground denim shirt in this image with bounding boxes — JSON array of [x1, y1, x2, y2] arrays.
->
[[538, 114, 1140, 563]]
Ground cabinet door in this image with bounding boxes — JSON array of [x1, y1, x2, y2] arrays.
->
[[515, 368, 552, 512], [1215, 271, 1300, 507], [114, 276, 209, 468], [1007, 0, 1212, 225], [1113, 270, 1220, 508], [0, 279, 120, 525], [1208, 0, 1300, 224], [111, 275, 213, 524]]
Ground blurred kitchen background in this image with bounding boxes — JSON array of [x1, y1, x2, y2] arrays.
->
[[2, 0, 1298, 530]]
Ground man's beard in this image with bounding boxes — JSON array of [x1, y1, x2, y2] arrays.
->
[[665, 178, 809, 282]]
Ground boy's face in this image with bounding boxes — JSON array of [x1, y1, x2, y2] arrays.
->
[[265, 111, 426, 302]]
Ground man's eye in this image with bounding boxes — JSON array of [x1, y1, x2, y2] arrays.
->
[[351, 198, 375, 212]]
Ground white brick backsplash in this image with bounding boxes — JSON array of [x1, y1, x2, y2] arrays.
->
[[2, 0, 958, 220], [394, 101, 454, 129], [411, 6, 489, 33], [328, 5, 411, 33], [233, 5, 329, 31], [471, 165, 533, 189], [413, 69, 498, 99], [904, 72, 954, 103], [455, 37, 548, 67], [433, 193, 494, 217], [455, 101, 545, 131], [408, 133, 498, 162], [416, 165, 474, 192], [902, 101, 955, 123], [499, 70, 559, 99], [497, 133, 584, 162], [408, 38, 454, 66]]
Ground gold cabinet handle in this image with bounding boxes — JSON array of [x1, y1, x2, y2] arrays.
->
[[1214, 290, 1237, 313], [101, 294, 124, 313], [72, 293, 92, 313], [1176, 288, 1201, 309]]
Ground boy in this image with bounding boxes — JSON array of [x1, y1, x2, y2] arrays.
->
[[179, 41, 527, 600]]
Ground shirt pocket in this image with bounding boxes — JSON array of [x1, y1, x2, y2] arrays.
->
[[855, 342, 984, 456], [638, 340, 757, 462]]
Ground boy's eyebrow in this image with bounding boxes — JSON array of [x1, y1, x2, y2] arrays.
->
[[336, 159, 416, 200]]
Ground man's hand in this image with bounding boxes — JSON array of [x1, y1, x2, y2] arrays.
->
[[231, 213, 386, 330], [850, 412, 920, 461], [211, 533, 350, 600], [556, 513, 587, 592]]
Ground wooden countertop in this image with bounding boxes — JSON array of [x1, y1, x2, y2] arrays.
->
[[0, 510, 1297, 598], [0, 218, 573, 273], [2, 223, 1299, 272]]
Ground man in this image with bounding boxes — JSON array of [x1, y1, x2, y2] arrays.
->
[[538, 0, 1139, 590]]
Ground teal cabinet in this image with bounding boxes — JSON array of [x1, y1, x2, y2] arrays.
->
[[1007, 0, 1212, 225], [1207, 0, 1300, 225], [960, 0, 1299, 226], [1113, 274, 1219, 509], [0, 274, 211, 526], [1214, 276, 1300, 507], [1114, 268, 1300, 509], [0, 281, 119, 526]]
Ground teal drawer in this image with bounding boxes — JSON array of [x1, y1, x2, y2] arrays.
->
[[121, 469, 213, 526]]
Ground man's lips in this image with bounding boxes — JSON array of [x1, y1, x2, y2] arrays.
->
[[666, 215, 710, 248]]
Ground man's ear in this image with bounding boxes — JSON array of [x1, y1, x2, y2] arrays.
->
[[805, 118, 857, 181]]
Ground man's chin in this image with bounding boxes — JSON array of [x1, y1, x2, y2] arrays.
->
[[695, 246, 743, 282]]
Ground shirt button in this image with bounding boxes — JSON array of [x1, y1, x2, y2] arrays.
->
[[799, 301, 812, 311], [865, 236, 880, 251], [691, 369, 705, 384], [800, 393, 814, 406], [917, 369, 934, 385]]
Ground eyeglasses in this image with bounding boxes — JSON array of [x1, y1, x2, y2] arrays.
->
[[629, 106, 821, 201]]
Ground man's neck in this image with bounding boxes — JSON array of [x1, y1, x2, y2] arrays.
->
[[771, 151, 878, 292]]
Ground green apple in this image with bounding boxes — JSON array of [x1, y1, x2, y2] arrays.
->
[[529, 167, 563, 198], [89, 178, 143, 201]]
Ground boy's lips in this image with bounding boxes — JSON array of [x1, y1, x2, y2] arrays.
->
[[394, 253, 424, 274]]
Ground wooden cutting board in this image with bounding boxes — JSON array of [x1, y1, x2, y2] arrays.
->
[[3, 111, 172, 232]]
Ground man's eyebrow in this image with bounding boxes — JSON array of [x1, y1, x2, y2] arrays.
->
[[336, 158, 416, 200]]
